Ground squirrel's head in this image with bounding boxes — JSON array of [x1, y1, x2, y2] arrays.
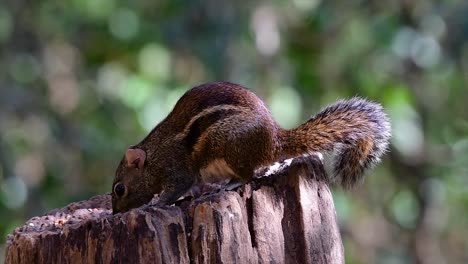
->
[[111, 147, 162, 214]]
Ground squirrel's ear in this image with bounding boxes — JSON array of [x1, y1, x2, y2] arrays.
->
[[125, 148, 146, 169]]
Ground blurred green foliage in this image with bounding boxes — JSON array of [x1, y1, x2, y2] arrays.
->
[[1, 0, 467, 263]]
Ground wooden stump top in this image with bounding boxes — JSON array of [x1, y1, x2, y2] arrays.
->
[[5, 155, 344, 264]]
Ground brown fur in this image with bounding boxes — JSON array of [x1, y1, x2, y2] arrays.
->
[[112, 82, 391, 213]]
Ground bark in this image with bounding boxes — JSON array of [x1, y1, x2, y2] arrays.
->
[[5, 155, 344, 264]]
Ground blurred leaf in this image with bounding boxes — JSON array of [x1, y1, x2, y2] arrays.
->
[[390, 190, 419, 229]]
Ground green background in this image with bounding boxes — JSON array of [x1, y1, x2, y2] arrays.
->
[[1, 1, 467, 263]]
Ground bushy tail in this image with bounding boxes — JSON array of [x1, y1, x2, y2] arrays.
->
[[280, 97, 391, 188]]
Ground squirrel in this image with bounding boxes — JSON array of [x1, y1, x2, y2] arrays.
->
[[111, 82, 391, 213]]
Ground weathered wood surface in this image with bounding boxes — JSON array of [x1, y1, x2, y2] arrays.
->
[[5, 155, 344, 264]]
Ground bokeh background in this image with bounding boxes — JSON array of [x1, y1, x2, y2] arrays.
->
[[1, 0, 467, 263]]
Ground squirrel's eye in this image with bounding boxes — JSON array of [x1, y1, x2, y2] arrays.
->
[[114, 183, 126, 197]]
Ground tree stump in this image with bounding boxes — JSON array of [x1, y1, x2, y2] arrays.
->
[[5, 155, 344, 264]]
